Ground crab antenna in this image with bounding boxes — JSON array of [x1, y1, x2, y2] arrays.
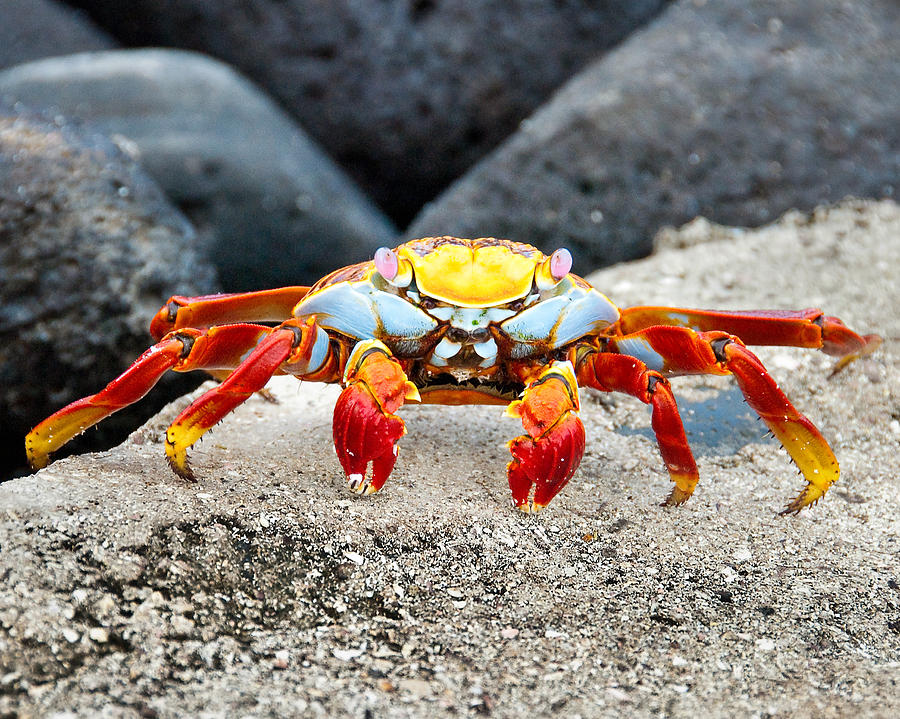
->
[[374, 247, 399, 281], [550, 248, 572, 281]]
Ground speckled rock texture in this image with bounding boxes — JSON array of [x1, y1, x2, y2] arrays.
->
[[60, 0, 673, 224], [0, 49, 397, 291], [0, 0, 115, 70], [1, 200, 897, 717], [408, 0, 900, 269], [0, 108, 216, 481]]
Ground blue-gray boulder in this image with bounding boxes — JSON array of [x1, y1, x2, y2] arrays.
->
[[0, 49, 397, 291], [407, 0, 900, 270]]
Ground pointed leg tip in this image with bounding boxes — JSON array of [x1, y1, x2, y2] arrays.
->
[[165, 449, 196, 482], [25, 445, 49, 471], [660, 496, 687, 508], [256, 388, 279, 404], [655, 469, 710, 509], [778, 483, 826, 516]]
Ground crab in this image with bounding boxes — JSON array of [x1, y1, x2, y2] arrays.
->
[[26, 237, 881, 514]]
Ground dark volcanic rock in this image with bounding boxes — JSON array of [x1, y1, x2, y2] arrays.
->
[[0, 0, 115, 70], [0, 108, 217, 479], [408, 0, 900, 270], [62, 0, 673, 224], [0, 49, 397, 291]]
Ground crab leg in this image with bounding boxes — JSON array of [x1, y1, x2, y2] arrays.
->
[[164, 318, 335, 478], [150, 286, 310, 339], [605, 326, 840, 513], [26, 323, 275, 470], [574, 350, 699, 506], [613, 306, 881, 374], [505, 362, 586, 513], [332, 340, 421, 495]]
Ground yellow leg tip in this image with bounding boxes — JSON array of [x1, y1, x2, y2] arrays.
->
[[25, 444, 49, 471], [662, 485, 693, 507], [164, 431, 195, 481], [779, 482, 830, 516]]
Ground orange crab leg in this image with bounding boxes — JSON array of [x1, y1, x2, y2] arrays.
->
[[575, 350, 699, 506], [150, 286, 310, 339], [25, 324, 274, 470], [332, 340, 421, 495], [505, 362, 586, 512], [613, 306, 881, 373], [164, 318, 334, 478], [607, 325, 840, 513]]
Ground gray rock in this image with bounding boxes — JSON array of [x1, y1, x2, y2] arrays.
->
[[0, 0, 115, 70], [0, 107, 217, 480], [1, 199, 897, 717], [62, 0, 673, 223], [0, 49, 397, 291], [408, 0, 900, 269]]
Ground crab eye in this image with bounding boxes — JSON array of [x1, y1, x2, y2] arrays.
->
[[550, 248, 572, 281], [374, 247, 399, 281], [536, 247, 573, 291]]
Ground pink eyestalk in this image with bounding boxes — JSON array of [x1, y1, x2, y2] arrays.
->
[[536, 247, 573, 291], [550, 248, 572, 281], [374, 247, 399, 282]]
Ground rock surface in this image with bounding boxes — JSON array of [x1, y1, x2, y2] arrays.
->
[[0, 108, 216, 480], [408, 0, 900, 269], [62, 0, 673, 223], [0, 49, 397, 291], [0, 0, 115, 70], [2, 199, 897, 717]]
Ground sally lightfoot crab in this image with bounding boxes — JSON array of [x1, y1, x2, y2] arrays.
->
[[26, 237, 881, 514]]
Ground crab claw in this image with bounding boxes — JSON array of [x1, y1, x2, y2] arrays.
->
[[332, 340, 419, 495], [506, 362, 586, 512]]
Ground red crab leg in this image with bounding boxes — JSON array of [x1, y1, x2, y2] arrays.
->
[[612, 306, 881, 374], [332, 340, 421, 496], [605, 326, 841, 514], [150, 286, 310, 339], [574, 350, 699, 506], [26, 323, 274, 470], [505, 362, 586, 513], [164, 318, 335, 478]]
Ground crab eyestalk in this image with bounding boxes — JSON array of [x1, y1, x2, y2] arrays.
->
[[374, 246, 413, 287], [535, 248, 573, 292]]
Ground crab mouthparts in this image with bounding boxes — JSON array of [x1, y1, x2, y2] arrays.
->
[[417, 372, 523, 403]]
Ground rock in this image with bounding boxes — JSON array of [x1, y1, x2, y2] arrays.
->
[[1, 199, 897, 716], [0, 106, 217, 480], [0, 49, 397, 291], [408, 0, 900, 269], [62, 0, 673, 224], [0, 0, 115, 70]]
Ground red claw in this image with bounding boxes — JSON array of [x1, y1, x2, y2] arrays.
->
[[332, 340, 419, 495], [507, 411, 586, 512], [333, 382, 406, 494], [506, 363, 586, 512]]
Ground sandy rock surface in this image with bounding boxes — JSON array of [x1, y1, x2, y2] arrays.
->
[[1, 200, 898, 717]]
